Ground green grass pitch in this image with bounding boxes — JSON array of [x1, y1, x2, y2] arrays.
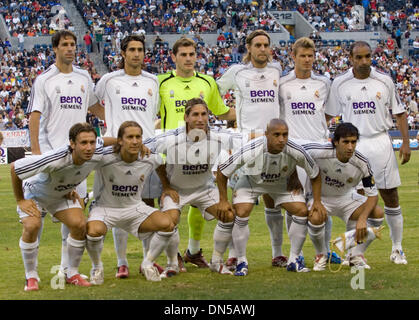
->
[[0, 151, 418, 300]]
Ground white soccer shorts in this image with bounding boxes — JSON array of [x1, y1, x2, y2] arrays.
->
[[161, 187, 219, 221], [232, 175, 305, 208], [17, 197, 82, 221], [356, 133, 401, 189], [87, 202, 158, 240], [308, 191, 367, 224]]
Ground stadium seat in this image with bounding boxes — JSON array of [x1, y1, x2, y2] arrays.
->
[[279, 40, 286, 47]]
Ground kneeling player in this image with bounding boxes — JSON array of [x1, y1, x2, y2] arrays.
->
[[217, 119, 327, 276], [145, 98, 245, 275], [303, 122, 384, 269], [11, 123, 105, 291], [86, 121, 180, 283]]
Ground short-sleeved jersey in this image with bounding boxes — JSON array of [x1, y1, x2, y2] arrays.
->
[[303, 142, 378, 197], [27, 64, 98, 152], [278, 70, 331, 142], [219, 136, 319, 189], [14, 139, 104, 201], [328, 67, 405, 137], [216, 62, 282, 133], [144, 126, 244, 190], [93, 148, 163, 208], [158, 71, 229, 130], [95, 69, 160, 139]]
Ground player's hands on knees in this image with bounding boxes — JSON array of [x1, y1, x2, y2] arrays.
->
[[399, 143, 411, 165], [18, 199, 41, 218], [140, 144, 151, 158], [287, 170, 303, 195], [355, 217, 368, 243], [216, 200, 235, 223], [309, 200, 327, 224], [161, 187, 179, 204]]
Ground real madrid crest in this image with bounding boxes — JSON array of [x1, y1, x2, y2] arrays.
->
[[55, 86, 61, 94], [245, 80, 250, 87], [273, 80, 278, 87], [148, 88, 153, 96], [140, 175, 145, 183], [282, 166, 288, 172], [347, 177, 353, 183], [116, 86, 121, 94], [376, 92, 381, 100], [314, 90, 320, 98], [81, 85, 85, 93]]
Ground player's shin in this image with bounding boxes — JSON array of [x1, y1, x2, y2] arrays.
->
[[384, 206, 403, 251], [144, 230, 176, 267], [66, 235, 87, 278], [308, 221, 327, 255], [86, 235, 104, 270], [19, 238, 39, 280], [187, 206, 205, 254], [232, 216, 250, 264], [112, 227, 129, 267], [265, 208, 284, 258], [212, 221, 234, 263], [60, 223, 70, 273], [288, 216, 308, 263]]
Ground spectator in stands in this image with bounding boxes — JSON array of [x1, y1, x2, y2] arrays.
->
[[83, 31, 93, 53]]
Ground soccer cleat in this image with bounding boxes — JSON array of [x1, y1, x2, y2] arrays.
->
[[390, 249, 408, 265], [183, 249, 209, 268], [313, 254, 327, 271], [141, 265, 161, 282], [349, 254, 371, 269], [327, 251, 342, 264], [225, 257, 238, 271], [58, 267, 88, 280], [115, 265, 129, 278], [177, 252, 187, 272], [272, 255, 288, 267], [209, 260, 233, 275], [90, 268, 104, 285], [287, 256, 310, 273], [66, 274, 92, 287], [234, 262, 249, 276], [24, 278, 39, 291], [160, 265, 179, 279], [139, 262, 164, 275]]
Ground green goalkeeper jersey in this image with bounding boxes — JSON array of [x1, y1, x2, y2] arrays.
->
[[158, 70, 229, 129]]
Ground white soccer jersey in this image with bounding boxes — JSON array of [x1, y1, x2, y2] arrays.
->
[[144, 126, 244, 190], [219, 136, 319, 189], [95, 69, 160, 139], [14, 139, 104, 201], [27, 64, 98, 152], [93, 148, 163, 208], [328, 67, 405, 137], [278, 70, 331, 142], [216, 62, 282, 133], [303, 142, 378, 197]]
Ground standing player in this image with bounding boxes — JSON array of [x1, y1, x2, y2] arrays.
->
[[216, 30, 286, 268], [303, 123, 384, 269], [93, 34, 162, 279], [85, 121, 180, 283], [157, 37, 236, 269], [27, 30, 103, 279], [278, 37, 339, 264], [328, 41, 411, 264], [217, 119, 327, 275], [11, 123, 103, 291]]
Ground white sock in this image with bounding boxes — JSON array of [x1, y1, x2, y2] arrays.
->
[[367, 217, 384, 228], [145, 230, 175, 267], [212, 221, 234, 263], [308, 221, 326, 255], [324, 216, 333, 252], [60, 223, 70, 272], [285, 211, 293, 233], [264, 207, 284, 258], [232, 216, 250, 265], [112, 227, 129, 267], [227, 240, 236, 259], [288, 216, 307, 263], [188, 238, 200, 255], [142, 236, 152, 259], [37, 216, 45, 243], [165, 228, 180, 266], [86, 235, 104, 270], [384, 206, 403, 251], [66, 235, 86, 278], [19, 238, 39, 280]]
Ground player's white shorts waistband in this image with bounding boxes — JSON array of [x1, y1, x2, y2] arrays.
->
[[88, 202, 158, 240], [17, 197, 82, 221], [161, 187, 219, 221]]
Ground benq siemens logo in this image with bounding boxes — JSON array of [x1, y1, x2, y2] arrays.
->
[[352, 101, 376, 114], [121, 97, 148, 111], [291, 102, 316, 115], [250, 90, 275, 103], [60, 96, 83, 110]]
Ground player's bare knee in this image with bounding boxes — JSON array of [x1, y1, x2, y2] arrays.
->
[[87, 222, 106, 237], [379, 188, 399, 207], [160, 214, 175, 232], [371, 205, 384, 219], [291, 206, 308, 217], [308, 214, 324, 226], [23, 218, 42, 236]]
